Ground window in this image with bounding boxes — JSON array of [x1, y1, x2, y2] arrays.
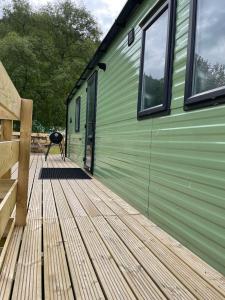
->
[[138, 1, 175, 118], [185, 0, 225, 108], [75, 97, 81, 132], [128, 28, 135, 46]]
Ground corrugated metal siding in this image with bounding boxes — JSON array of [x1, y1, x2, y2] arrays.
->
[[67, 84, 86, 166], [94, 0, 156, 213], [150, 106, 225, 275], [149, 0, 225, 274], [67, 0, 225, 275]]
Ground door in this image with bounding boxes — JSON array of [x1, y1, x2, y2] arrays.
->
[[84, 71, 98, 173]]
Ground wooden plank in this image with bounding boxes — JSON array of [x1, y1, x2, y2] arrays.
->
[[0, 155, 39, 300], [12, 219, 42, 300], [119, 214, 225, 300], [0, 219, 15, 272], [11, 154, 42, 300], [51, 180, 105, 300], [16, 99, 33, 226], [82, 179, 127, 215], [92, 178, 140, 215], [0, 120, 12, 141], [43, 180, 74, 299], [105, 215, 196, 299], [1, 120, 13, 178], [92, 216, 166, 299], [11, 162, 19, 178], [77, 180, 115, 216], [0, 227, 23, 300], [10, 132, 49, 138], [134, 214, 225, 298], [0, 180, 17, 239], [0, 62, 21, 120], [0, 179, 15, 199], [0, 141, 19, 178], [75, 216, 136, 300], [68, 180, 101, 217], [0, 106, 15, 120], [60, 180, 87, 217]]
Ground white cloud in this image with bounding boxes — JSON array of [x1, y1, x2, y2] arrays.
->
[[81, 0, 127, 37]]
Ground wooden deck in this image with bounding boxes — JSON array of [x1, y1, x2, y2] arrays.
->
[[1, 154, 225, 300]]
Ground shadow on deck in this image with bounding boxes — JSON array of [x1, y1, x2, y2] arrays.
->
[[1, 154, 225, 299]]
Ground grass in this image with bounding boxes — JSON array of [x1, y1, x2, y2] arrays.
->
[[49, 145, 61, 155]]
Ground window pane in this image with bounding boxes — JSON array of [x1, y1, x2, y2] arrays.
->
[[192, 0, 225, 95], [75, 98, 80, 132], [141, 9, 168, 110]]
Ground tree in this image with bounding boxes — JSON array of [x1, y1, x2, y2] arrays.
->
[[194, 54, 225, 94], [0, 0, 101, 131]]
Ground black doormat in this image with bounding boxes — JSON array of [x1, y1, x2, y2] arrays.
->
[[39, 168, 91, 180]]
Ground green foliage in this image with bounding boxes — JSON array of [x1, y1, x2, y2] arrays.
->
[[143, 75, 164, 108], [0, 0, 101, 130], [194, 55, 225, 94]]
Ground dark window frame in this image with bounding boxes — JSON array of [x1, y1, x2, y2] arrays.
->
[[184, 0, 225, 110], [137, 0, 176, 119], [84, 70, 98, 174], [75, 96, 81, 132], [128, 28, 135, 46]]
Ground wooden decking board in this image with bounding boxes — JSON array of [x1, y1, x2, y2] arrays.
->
[[75, 178, 195, 299], [74, 175, 197, 299], [59, 180, 87, 217], [11, 154, 42, 300], [77, 180, 115, 216], [0, 227, 23, 299], [119, 214, 225, 300], [12, 219, 42, 300], [91, 178, 140, 215], [91, 216, 166, 300], [82, 179, 128, 216], [67, 180, 101, 217], [43, 219, 73, 300], [75, 216, 136, 300], [1, 154, 225, 300], [51, 180, 105, 300], [105, 216, 196, 300], [43, 180, 74, 299], [134, 213, 225, 298], [0, 155, 39, 299]]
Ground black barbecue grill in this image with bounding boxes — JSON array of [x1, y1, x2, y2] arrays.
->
[[45, 131, 65, 161]]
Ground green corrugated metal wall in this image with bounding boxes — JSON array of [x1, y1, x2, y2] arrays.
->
[[67, 0, 225, 275], [67, 83, 86, 165]]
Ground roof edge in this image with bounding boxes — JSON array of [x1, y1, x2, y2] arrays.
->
[[66, 0, 143, 104]]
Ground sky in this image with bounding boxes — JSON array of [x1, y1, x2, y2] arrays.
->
[[0, 0, 127, 37]]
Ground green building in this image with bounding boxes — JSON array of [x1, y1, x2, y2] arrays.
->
[[66, 0, 225, 275]]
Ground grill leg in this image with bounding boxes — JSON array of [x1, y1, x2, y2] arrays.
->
[[45, 143, 52, 161], [59, 143, 65, 161]]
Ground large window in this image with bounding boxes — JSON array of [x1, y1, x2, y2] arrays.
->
[[185, 0, 225, 108], [75, 97, 81, 132], [138, 1, 175, 118]]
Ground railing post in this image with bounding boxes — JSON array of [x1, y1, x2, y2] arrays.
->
[[16, 99, 33, 226], [1, 120, 13, 179]]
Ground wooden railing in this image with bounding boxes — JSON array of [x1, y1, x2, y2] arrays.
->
[[2, 131, 49, 152], [0, 62, 32, 269]]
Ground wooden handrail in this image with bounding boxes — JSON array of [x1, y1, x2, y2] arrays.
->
[[0, 62, 21, 120], [0, 62, 33, 270]]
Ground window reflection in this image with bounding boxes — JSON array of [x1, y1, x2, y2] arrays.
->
[[192, 0, 225, 95], [141, 9, 168, 109]]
